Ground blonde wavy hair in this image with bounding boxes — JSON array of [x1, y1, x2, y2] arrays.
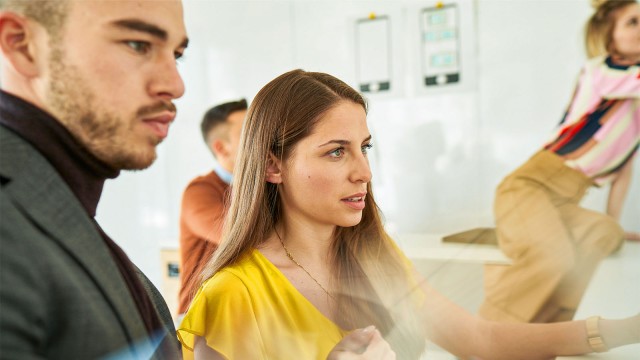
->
[[199, 69, 426, 359], [585, 0, 637, 57]]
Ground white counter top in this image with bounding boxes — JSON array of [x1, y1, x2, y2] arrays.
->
[[393, 232, 511, 265]]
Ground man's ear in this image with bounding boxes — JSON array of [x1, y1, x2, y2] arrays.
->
[[0, 12, 41, 77], [210, 139, 228, 159], [265, 153, 283, 184]]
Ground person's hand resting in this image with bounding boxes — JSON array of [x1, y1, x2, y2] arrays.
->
[[327, 326, 396, 360], [624, 231, 640, 242]]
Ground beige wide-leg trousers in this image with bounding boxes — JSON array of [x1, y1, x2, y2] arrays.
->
[[479, 150, 624, 323]]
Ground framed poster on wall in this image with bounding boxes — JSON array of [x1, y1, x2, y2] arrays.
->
[[421, 4, 460, 87], [355, 15, 391, 93]]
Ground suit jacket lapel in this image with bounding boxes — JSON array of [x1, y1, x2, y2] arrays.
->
[[0, 127, 149, 343]]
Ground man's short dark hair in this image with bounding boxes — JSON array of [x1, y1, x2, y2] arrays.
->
[[1, 0, 69, 39], [200, 98, 247, 143]]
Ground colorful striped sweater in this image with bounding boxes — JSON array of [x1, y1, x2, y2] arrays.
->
[[544, 56, 640, 185]]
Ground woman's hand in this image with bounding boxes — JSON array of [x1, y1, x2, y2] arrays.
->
[[327, 326, 396, 360], [624, 231, 640, 242]]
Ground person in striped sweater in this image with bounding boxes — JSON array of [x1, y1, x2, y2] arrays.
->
[[480, 0, 640, 324]]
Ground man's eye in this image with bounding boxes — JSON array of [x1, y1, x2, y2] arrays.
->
[[361, 143, 373, 155], [125, 41, 151, 54]]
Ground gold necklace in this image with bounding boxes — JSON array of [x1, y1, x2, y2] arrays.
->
[[275, 230, 336, 301]]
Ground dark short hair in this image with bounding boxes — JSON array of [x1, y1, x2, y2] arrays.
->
[[1, 0, 69, 39], [200, 99, 248, 143]]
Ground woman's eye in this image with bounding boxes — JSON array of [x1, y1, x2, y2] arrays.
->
[[361, 143, 373, 155], [126, 41, 151, 54], [328, 148, 344, 158]]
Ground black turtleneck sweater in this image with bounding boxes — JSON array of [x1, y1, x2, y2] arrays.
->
[[0, 89, 164, 338]]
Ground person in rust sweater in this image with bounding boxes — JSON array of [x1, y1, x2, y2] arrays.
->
[[177, 99, 247, 316]]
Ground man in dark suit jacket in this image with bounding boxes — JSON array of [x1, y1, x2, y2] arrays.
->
[[0, 0, 189, 358]]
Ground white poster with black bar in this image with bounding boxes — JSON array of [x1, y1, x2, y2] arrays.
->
[[421, 4, 460, 87], [355, 16, 391, 93]]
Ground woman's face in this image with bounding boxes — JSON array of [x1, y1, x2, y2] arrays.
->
[[611, 3, 640, 62], [278, 100, 373, 229]]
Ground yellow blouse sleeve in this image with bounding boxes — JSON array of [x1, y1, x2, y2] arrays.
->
[[177, 271, 267, 360]]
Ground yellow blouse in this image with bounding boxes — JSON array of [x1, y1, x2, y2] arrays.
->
[[177, 250, 348, 360]]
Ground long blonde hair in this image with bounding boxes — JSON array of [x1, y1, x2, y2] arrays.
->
[[200, 69, 426, 358], [585, 0, 637, 58]]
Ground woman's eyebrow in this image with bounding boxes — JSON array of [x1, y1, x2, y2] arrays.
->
[[318, 135, 372, 148], [318, 140, 349, 148]]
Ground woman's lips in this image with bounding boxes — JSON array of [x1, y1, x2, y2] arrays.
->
[[341, 193, 366, 210]]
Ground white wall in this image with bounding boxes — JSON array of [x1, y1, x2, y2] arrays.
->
[[95, 0, 639, 287]]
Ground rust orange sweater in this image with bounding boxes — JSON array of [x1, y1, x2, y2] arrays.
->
[[178, 170, 230, 314]]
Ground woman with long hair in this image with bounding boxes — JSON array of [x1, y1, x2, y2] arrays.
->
[[177, 69, 639, 359]]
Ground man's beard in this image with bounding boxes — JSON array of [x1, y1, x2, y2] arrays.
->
[[46, 46, 159, 170]]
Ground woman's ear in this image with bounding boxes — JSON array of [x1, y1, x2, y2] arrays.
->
[[265, 153, 283, 184], [0, 12, 41, 78]]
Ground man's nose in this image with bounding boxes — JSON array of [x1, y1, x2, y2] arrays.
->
[[148, 53, 185, 100]]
